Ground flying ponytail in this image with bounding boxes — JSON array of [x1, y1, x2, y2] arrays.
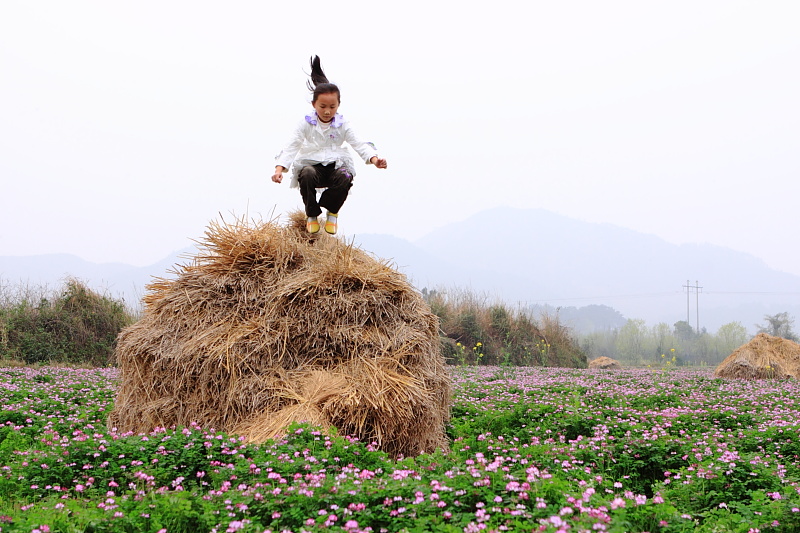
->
[[306, 55, 341, 103]]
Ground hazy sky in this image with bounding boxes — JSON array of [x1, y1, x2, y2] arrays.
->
[[2, 1, 799, 277]]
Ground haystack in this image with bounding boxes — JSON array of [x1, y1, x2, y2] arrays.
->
[[108, 212, 452, 456], [714, 333, 800, 379], [588, 356, 622, 370]]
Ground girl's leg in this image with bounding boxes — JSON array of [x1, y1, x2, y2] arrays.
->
[[318, 168, 353, 215], [297, 165, 323, 217]]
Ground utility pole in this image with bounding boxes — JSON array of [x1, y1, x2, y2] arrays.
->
[[682, 280, 703, 332], [685, 280, 690, 326], [695, 280, 702, 332]]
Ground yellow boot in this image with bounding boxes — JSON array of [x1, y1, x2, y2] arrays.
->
[[324, 212, 338, 235]]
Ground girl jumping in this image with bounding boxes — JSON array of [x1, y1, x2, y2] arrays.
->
[[272, 56, 388, 235]]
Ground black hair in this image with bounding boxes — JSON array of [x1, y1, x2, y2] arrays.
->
[[307, 55, 340, 103]]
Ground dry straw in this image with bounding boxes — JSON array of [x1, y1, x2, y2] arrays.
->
[[108, 212, 452, 456], [588, 356, 622, 370], [714, 332, 800, 380]]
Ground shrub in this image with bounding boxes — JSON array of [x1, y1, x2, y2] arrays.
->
[[0, 278, 135, 366], [424, 288, 586, 367]]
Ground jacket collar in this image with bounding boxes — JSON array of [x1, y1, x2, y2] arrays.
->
[[305, 112, 343, 128]]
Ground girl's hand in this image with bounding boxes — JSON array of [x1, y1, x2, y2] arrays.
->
[[271, 167, 285, 183], [371, 156, 388, 169]]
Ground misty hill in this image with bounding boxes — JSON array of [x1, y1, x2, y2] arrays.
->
[[3, 207, 799, 335], [0, 251, 192, 308], [353, 207, 800, 333]]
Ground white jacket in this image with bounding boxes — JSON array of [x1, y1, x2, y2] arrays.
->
[[275, 112, 378, 188]]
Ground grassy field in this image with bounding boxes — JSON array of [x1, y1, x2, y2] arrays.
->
[[1, 365, 799, 532]]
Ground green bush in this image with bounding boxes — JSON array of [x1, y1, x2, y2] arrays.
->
[[0, 278, 135, 366], [424, 288, 586, 368]]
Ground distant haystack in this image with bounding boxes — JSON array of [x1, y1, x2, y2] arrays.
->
[[108, 212, 452, 456], [714, 333, 800, 380], [588, 356, 622, 370]]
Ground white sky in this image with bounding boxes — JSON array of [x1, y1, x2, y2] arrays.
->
[[2, 1, 799, 276]]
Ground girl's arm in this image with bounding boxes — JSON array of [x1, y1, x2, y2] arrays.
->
[[343, 121, 386, 168], [369, 156, 388, 169], [271, 165, 287, 183], [272, 121, 308, 183]]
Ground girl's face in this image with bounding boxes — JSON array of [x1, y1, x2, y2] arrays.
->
[[312, 92, 339, 123]]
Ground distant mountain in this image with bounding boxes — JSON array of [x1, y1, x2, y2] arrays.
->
[[353, 207, 800, 333], [0, 249, 194, 309], [353, 234, 526, 296], [3, 207, 798, 333]]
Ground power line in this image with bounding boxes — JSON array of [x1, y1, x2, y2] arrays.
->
[[522, 292, 679, 303], [705, 291, 800, 295], [516, 289, 800, 305]]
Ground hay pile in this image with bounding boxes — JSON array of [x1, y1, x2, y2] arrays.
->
[[588, 356, 622, 370], [714, 333, 800, 380], [108, 212, 452, 456]]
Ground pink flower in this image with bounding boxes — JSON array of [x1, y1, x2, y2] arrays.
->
[[226, 521, 245, 532]]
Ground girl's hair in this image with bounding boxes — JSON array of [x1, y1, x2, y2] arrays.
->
[[307, 55, 340, 103]]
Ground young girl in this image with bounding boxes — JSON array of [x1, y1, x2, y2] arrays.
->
[[272, 56, 388, 235]]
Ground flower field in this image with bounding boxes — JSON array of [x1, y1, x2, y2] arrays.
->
[[2, 366, 800, 532]]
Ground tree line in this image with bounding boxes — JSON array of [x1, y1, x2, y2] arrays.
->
[[2, 275, 793, 370], [578, 312, 797, 366]]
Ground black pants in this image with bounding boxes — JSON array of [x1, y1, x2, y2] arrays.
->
[[297, 164, 353, 218]]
